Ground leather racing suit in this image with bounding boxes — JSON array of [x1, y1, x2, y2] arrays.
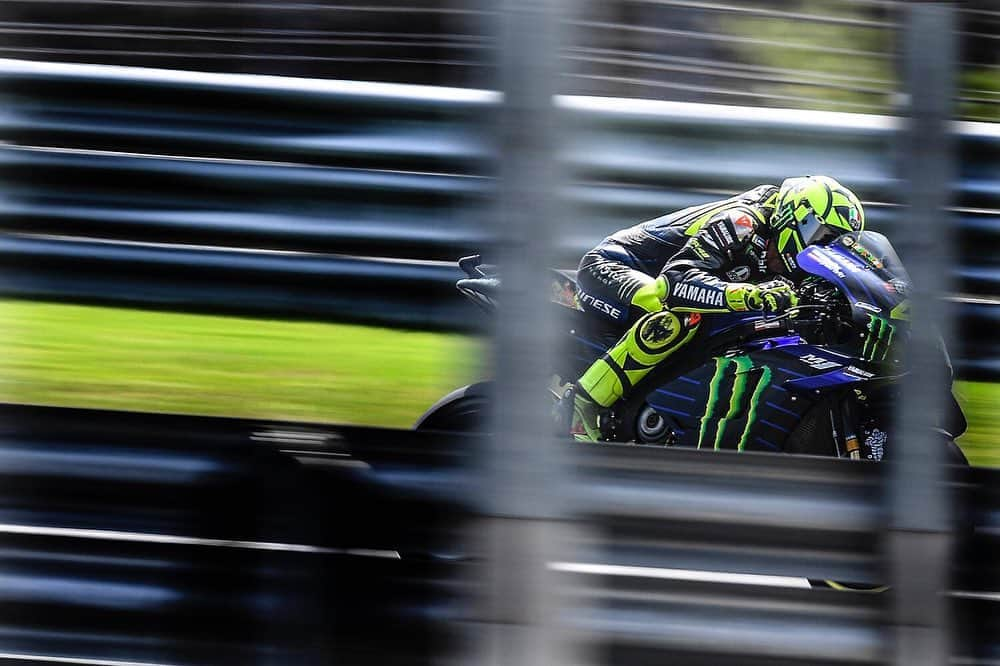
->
[[572, 184, 785, 438]]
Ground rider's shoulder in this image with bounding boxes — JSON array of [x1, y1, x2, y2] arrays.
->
[[723, 208, 761, 242], [695, 207, 758, 251]]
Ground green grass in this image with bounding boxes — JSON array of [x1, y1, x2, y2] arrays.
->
[[0, 299, 996, 466], [952, 381, 1000, 468], [0, 300, 483, 428]]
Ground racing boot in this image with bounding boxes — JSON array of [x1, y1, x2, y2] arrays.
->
[[572, 308, 700, 442], [570, 390, 603, 442]]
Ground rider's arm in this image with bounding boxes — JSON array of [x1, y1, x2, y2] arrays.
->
[[660, 209, 759, 313]]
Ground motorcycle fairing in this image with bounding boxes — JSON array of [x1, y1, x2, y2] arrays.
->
[[772, 344, 884, 392], [797, 231, 909, 326], [642, 345, 848, 453], [784, 362, 883, 392]]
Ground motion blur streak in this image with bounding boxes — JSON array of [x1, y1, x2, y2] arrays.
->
[[0, 523, 399, 557], [548, 562, 813, 589], [0, 655, 176, 666]]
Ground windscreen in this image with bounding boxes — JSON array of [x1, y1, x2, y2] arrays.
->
[[831, 231, 910, 285], [797, 230, 910, 323]]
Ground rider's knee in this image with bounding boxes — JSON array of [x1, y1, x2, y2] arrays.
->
[[635, 309, 701, 352]]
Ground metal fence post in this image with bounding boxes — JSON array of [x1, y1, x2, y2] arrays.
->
[[475, 1, 580, 665], [891, 3, 957, 665]]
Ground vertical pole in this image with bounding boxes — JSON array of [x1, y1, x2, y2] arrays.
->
[[488, 0, 563, 524], [475, 1, 576, 665], [891, 3, 956, 665]]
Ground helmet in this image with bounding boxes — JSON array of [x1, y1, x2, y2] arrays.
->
[[769, 175, 865, 273]]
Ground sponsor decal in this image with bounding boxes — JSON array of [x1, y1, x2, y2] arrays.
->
[[697, 355, 772, 452], [849, 241, 883, 269], [853, 301, 882, 314], [800, 353, 841, 371], [865, 427, 886, 461], [754, 319, 782, 331], [733, 213, 754, 231], [844, 365, 875, 379], [748, 236, 767, 273], [812, 250, 846, 278], [577, 290, 624, 320], [688, 239, 711, 260], [726, 265, 751, 281], [862, 314, 895, 361], [591, 263, 622, 288], [848, 206, 862, 231], [886, 278, 909, 296], [711, 220, 734, 246], [673, 282, 725, 308]]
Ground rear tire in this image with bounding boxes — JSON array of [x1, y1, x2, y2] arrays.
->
[[945, 435, 969, 466], [414, 382, 492, 433]]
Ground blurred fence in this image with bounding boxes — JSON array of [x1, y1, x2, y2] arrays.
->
[[0, 1, 996, 122], [0, 401, 996, 665], [0, 402, 469, 665], [1, 58, 998, 376]]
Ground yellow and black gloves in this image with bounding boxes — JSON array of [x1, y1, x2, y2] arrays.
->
[[725, 280, 798, 313]]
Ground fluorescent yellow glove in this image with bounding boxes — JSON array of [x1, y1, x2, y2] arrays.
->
[[726, 280, 798, 313]]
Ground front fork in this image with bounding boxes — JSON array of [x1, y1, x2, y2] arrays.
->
[[832, 389, 885, 462], [832, 396, 863, 460]]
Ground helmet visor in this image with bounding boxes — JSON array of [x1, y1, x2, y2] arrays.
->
[[798, 211, 843, 247]]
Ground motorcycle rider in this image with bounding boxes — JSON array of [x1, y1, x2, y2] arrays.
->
[[571, 175, 865, 441]]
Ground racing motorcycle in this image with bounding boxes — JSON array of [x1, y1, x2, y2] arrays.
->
[[416, 230, 968, 464]]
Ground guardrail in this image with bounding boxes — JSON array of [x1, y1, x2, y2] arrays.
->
[[0, 59, 998, 375], [0, 402, 995, 665]]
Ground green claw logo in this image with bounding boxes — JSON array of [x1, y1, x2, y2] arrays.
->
[[862, 314, 895, 362], [697, 355, 771, 452]]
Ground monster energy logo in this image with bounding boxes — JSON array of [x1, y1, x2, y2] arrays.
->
[[697, 355, 772, 452], [862, 314, 895, 362]]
